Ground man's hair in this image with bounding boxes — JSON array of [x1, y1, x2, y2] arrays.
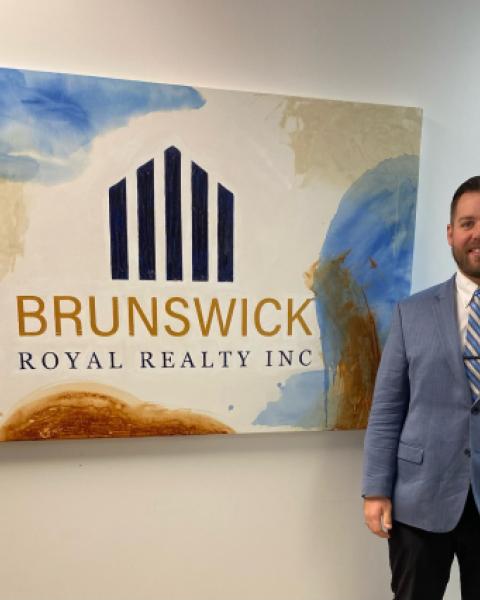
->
[[451, 176, 480, 222]]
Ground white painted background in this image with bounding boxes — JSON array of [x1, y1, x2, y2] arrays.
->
[[1, 1, 478, 598]]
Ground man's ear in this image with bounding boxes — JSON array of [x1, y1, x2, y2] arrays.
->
[[447, 223, 453, 247]]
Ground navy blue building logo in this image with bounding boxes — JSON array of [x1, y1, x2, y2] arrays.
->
[[108, 146, 234, 282]]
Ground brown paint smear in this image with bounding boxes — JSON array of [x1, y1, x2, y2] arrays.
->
[[334, 308, 380, 429], [0, 387, 234, 441], [314, 253, 381, 430]]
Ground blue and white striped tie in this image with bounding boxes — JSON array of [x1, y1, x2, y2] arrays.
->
[[464, 288, 480, 400]]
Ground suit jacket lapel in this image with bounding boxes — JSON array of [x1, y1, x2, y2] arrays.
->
[[434, 275, 470, 396]]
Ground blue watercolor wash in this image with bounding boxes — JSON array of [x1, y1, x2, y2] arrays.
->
[[319, 155, 419, 347], [0, 67, 205, 183], [253, 154, 419, 429], [253, 371, 326, 428], [0, 151, 39, 181]]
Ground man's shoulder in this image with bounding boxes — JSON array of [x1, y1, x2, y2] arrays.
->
[[398, 276, 454, 309]]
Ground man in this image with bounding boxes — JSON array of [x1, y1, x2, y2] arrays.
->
[[363, 176, 480, 600]]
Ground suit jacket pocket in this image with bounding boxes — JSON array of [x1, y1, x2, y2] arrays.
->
[[397, 441, 424, 464]]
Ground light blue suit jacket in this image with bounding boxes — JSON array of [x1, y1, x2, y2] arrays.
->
[[362, 275, 480, 532]]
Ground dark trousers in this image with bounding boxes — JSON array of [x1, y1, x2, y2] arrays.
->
[[388, 489, 480, 600]]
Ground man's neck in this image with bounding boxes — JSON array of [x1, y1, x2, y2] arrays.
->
[[460, 270, 480, 287]]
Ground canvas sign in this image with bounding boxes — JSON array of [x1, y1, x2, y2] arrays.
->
[[0, 67, 422, 440]]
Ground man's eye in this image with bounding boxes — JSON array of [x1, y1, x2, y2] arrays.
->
[[462, 221, 474, 228]]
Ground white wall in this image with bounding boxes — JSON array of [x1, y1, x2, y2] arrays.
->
[[1, 1, 479, 598]]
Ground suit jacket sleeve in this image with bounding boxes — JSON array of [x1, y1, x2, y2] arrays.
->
[[362, 303, 410, 498]]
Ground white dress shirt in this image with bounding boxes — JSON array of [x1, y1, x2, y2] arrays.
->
[[455, 269, 479, 346]]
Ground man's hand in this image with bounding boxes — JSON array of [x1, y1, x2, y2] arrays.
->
[[364, 496, 392, 539]]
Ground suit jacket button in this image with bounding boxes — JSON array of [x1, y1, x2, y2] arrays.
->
[[465, 449, 472, 457]]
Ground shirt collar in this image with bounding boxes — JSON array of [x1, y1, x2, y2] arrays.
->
[[456, 269, 479, 307]]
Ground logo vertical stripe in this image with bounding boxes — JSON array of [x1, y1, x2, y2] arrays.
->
[[109, 178, 129, 280], [165, 146, 183, 281], [109, 148, 234, 282], [191, 162, 209, 281], [217, 183, 234, 282], [137, 159, 156, 280]]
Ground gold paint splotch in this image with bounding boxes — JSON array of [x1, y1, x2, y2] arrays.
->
[[0, 180, 28, 280], [304, 259, 319, 292], [313, 253, 381, 429], [279, 98, 422, 188], [0, 384, 234, 441]]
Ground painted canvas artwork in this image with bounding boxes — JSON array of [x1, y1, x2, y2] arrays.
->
[[0, 67, 422, 441]]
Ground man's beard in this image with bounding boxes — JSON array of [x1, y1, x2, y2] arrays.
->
[[451, 247, 480, 281]]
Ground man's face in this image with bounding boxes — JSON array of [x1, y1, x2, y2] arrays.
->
[[448, 191, 480, 284]]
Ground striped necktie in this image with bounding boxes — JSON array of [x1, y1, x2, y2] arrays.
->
[[464, 288, 480, 400]]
